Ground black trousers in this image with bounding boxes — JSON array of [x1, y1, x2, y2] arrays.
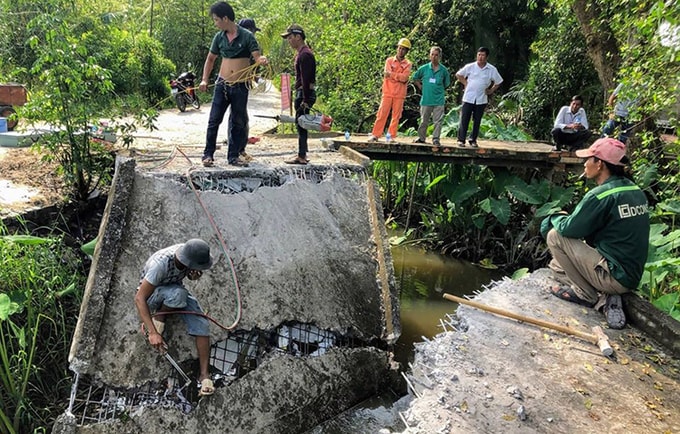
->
[[551, 128, 591, 150]]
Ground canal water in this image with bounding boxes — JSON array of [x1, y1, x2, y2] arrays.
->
[[310, 244, 503, 433]]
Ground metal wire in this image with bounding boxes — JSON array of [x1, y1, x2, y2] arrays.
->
[[65, 322, 362, 425]]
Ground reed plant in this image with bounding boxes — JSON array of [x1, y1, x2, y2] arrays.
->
[[0, 222, 85, 433]]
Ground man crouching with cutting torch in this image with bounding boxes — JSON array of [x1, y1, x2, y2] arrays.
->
[[134, 239, 215, 396], [540, 137, 649, 330]]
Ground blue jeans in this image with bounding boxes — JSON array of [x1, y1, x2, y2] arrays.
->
[[203, 81, 249, 163], [458, 102, 486, 143], [601, 117, 631, 144], [146, 284, 210, 336], [294, 89, 316, 158]]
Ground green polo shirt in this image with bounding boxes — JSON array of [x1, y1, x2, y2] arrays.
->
[[540, 175, 650, 289], [209, 28, 260, 59], [412, 63, 451, 106]]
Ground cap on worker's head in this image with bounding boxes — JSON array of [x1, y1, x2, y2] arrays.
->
[[176, 239, 214, 270], [238, 18, 260, 33], [281, 24, 305, 39], [397, 38, 411, 49], [575, 137, 627, 166]]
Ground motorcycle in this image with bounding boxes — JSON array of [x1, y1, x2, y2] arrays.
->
[[170, 70, 200, 112]]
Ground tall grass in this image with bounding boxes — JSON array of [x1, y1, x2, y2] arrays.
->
[[0, 221, 85, 433]]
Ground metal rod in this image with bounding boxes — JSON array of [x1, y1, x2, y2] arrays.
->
[[164, 353, 192, 387]]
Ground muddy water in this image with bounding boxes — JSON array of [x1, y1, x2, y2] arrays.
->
[[392, 244, 504, 366], [310, 245, 503, 433]]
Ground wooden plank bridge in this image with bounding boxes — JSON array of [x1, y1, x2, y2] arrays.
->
[[325, 135, 583, 171]]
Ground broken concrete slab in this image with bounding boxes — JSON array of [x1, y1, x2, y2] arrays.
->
[[56, 154, 400, 432], [400, 269, 680, 433], [53, 347, 395, 434]]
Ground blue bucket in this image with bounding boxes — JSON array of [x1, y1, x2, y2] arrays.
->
[[0, 118, 7, 133]]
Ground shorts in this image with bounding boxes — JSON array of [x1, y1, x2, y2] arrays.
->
[[146, 284, 210, 336]]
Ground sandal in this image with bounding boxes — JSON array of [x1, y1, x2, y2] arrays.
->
[[152, 318, 165, 335], [551, 285, 595, 307], [603, 294, 626, 329], [285, 157, 308, 165], [198, 378, 214, 396]]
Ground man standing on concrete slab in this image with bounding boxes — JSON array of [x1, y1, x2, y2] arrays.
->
[[412, 46, 451, 147], [281, 24, 316, 165], [199, 1, 268, 168], [551, 94, 591, 151], [367, 38, 412, 143], [455, 46, 503, 148], [540, 138, 649, 329], [134, 239, 216, 396]]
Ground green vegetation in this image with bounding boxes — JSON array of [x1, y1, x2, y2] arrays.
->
[[0, 225, 85, 433], [0, 1, 678, 428]]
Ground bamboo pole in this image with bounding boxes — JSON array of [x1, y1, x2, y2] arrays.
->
[[443, 293, 613, 356]]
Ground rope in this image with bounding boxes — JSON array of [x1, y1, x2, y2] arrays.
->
[[146, 145, 243, 331]]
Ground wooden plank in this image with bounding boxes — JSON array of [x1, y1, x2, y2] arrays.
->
[[327, 137, 583, 169]]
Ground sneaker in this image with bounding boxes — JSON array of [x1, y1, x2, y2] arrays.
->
[[240, 151, 253, 162], [367, 135, 378, 142], [413, 138, 427, 144], [228, 158, 249, 167], [433, 139, 441, 146], [603, 294, 626, 329], [469, 140, 478, 147], [202, 157, 214, 167], [457, 140, 466, 147]]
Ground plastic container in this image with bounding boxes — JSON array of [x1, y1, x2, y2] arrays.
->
[[0, 118, 7, 133]]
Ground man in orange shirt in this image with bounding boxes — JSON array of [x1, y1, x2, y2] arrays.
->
[[368, 38, 412, 142]]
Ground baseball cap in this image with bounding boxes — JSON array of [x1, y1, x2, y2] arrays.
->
[[575, 137, 627, 166], [176, 239, 214, 270], [281, 24, 305, 39], [238, 18, 260, 33]]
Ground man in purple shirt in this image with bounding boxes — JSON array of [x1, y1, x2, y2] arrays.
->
[[281, 24, 316, 165]]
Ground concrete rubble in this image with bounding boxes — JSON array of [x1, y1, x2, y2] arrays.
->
[[398, 269, 680, 434], [53, 155, 401, 433]]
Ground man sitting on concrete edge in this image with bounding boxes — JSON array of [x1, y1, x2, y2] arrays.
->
[[134, 238, 216, 395], [540, 138, 650, 329]]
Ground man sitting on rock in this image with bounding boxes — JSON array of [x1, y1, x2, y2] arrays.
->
[[551, 94, 591, 151], [540, 138, 649, 329], [134, 238, 215, 395]]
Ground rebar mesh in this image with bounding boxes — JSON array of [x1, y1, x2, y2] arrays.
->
[[180, 166, 368, 194], [66, 322, 361, 425]]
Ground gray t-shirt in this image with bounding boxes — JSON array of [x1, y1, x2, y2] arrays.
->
[[140, 244, 188, 287]]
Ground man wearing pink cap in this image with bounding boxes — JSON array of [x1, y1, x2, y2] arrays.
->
[[540, 138, 649, 329]]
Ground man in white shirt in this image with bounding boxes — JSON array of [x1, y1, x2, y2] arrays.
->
[[455, 47, 503, 147], [551, 94, 591, 151]]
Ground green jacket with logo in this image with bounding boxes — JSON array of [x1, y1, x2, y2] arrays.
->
[[541, 175, 650, 289]]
